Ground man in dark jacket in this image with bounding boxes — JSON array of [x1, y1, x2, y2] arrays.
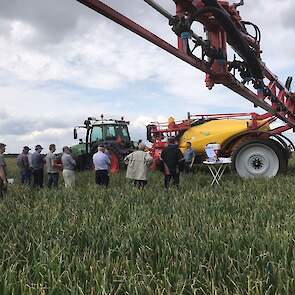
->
[[32, 145, 45, 188], [160, 137, 183, 189], [0, 143, 7, 197]]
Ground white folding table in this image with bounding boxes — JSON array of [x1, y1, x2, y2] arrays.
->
[[203, 158, 232, 186]]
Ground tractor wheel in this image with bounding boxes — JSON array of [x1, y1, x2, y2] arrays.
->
[[232, 139, 285, 178], [269, 139, 289, 174], [76, 153, 92, 171]]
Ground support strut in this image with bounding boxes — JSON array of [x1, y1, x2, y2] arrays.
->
[[77, 0, 209, 72], [76, 0, 295, 129]]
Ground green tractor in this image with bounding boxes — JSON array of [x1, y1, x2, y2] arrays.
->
[[71, 116, 135, 173]]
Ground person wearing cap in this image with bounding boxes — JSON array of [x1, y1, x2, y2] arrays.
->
[[61, 146, 76, 188], [124, 143, 153, 188], [16, 146, 31, 185], [0, 143, 8, 197], [160, 137, 183, 189], [93, 145, 111, 187], [46, 144, 61, 188], [183, 142, 197, 173], [32, 144, 45, 188]]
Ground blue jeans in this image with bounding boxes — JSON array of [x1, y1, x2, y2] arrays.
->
[[48, 173, 59, 188], [21, 169, 31, 185]]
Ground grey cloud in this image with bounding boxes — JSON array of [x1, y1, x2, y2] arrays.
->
[[0, 0, 156, 45], [0, 0, 106, 45], [3, 131, 75, 154], [1, 0, 291, 46], [0, 19, 10, 35], [282, 3, 295, 31], [0, 114, 72, 136], [0, 109, 9, 119], [0, 0, 80, 43]]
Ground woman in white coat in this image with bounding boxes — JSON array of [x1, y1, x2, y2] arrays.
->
[[124, 143, 153, 188]]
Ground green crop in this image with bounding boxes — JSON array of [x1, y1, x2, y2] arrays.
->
[[0, 157, 295, 294]]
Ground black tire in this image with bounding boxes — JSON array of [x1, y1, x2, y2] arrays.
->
[[232, 138, 286, 178], [76, 153, 92, 171], [268, 139, 288, 174]]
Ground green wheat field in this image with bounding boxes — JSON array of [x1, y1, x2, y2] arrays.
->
[[1, 157, 295, 294]]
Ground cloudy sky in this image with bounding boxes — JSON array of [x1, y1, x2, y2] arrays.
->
[[1, 0, 295, 153]]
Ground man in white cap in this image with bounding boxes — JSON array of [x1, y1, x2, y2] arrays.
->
[[46, 144, 61, 189], [32, 144, 45, 188]]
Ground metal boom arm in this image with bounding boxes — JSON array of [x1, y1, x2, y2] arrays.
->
[[77, 0, 295, 132]]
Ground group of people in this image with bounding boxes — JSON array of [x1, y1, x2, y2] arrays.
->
[[0, 142, 77, 196], [92, 138, 197, 189], [91, 142, 154, 188], [0, 138, 197, 197]]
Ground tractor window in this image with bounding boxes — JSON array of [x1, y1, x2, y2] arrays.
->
[[120, 125, 130, 142], [122, 126, 129, 137], [106, 126, 116, 139], [91, 126, 103, 142], [114, 125, 130, 142]]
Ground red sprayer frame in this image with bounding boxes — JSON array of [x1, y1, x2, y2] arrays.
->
[[147, 112, 279, 162], [77, 0, 295, 133]]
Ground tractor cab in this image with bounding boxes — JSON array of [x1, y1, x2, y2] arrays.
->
[[72, 116, 134, 172], [90, 121, 131, 147]]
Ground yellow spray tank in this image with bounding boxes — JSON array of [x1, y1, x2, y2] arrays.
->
[[148, 113, 289, 178], [178, 118, 270, 155]]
